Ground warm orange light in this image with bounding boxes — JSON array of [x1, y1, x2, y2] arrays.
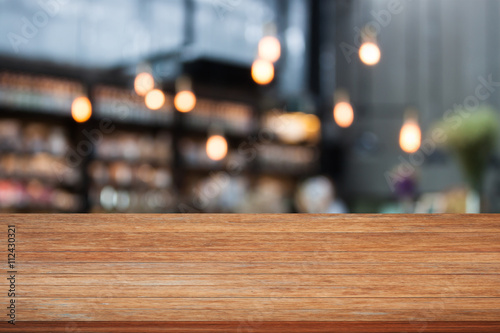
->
[[304, 114, 321, 134], [251, 59, 274, 85], [71, 96, 92, 123], [258, 36, 281, 63], [333, 102, 354, 128], [269, 112, 321, 144], [206, 135, 228, 161], [145, 89, 165, 110], [359, 42, 381, 66], [400, 120, 421, 153], [174, 90, 197, 113], [134, 72, 155, 96]]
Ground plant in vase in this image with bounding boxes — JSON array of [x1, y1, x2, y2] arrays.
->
[[433, 105, 498, 213]]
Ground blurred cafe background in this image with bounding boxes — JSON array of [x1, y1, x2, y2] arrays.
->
[[1, 0, 500, 214]]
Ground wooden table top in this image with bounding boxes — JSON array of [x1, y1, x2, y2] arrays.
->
[[1, 214, 499, 332]]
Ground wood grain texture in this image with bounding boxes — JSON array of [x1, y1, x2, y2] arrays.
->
[[1, 214, 499, 332], [1, 321, 500, 333]]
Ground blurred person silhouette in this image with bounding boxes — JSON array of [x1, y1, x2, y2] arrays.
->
[[295, 176, 348, 213]]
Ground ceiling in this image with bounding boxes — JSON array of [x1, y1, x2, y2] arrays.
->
[[0, 0, 276, 69]]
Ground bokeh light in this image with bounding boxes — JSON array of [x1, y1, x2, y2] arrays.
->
[[174, 90, 197, 113], [305, 114, 321, 134], [359, 42, 381, 66], [251, 59, 275, 85], [258, 36, 281, 63], [145, 89, 165, 110], [268, 112, 321, 144], [206, 135, 228, 161], [71, 96, 92, 123], [134, 72, 155, 96], [333, 102, 354, 128], [399, 119, 421, 153]]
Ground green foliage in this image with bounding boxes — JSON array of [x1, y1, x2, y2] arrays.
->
[[435, 105, 499, 191]]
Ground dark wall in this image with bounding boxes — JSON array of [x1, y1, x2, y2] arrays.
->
[[321, 0, 500, 205]]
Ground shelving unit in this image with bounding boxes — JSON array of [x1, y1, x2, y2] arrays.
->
[[87, 128, 176, 213], [0, 58, 320, 213], [0, 113, 83, 213], [93, 85, 174, 126]]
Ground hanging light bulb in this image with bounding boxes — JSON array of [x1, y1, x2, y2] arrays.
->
[[206, 135, 228, 161], [358, 25, 381, 66], [145, 89, 165, 110], [258, 36, 281, 63], [134, 72, 155, 96], [359, 42, 381, 66], [334, 102, 354, 128], [400, 110, 421, 154], [174, 91, 196, 113], [252, 59, 274, 85], [71, 96, 92, 123], [174, 76, 197, 113], [333, 90, 354, 128]]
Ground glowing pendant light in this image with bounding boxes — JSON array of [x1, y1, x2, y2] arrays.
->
[[399, 109, 421, 154], [145, 89, 165, 110], [258, 36, 281, 63], [359, 25, 381, 66], [359, 42, 381, 66], [251, 59, 274, 85], [134, 72, 155, 96], [206, 134, 228, 161], [333, 90, 354, 128], [72, 96, 92, 123], [174, 76, 196, 113]]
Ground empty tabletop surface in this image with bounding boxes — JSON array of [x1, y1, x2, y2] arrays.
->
[[1, 214, 500, 332]]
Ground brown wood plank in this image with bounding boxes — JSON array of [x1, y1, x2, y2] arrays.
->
[[15, 283, 500, 298], [1, 214, 500, 331], [1, 321, 500, 333], [12, 219, 500, 233], [3, 213, 499, 225], [16, 251, 500, 263], [11, 232, 500, 252], [17, 297, 500, 310], [14, 261, 500, 274], [13, 273, 499, 286], [13, 309, 500, 322]]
